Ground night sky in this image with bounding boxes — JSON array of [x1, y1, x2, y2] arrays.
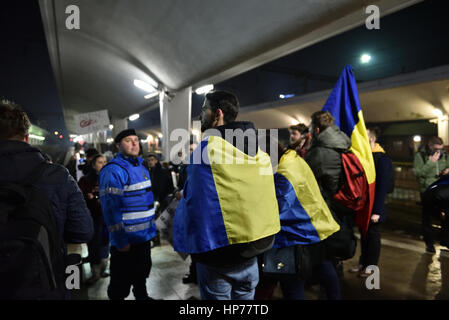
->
[[0, 0, 66, 140]]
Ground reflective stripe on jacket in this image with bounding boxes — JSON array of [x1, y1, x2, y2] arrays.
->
[[99, 152, 156, 248]]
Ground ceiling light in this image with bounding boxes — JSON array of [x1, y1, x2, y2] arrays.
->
[[144, 91, 160, 100], [134, 79, 157, 93], [280, 94, 294, 99], [129, 114, 140, 121], [195, 84, 214, 95], [29, 134, 45, 141], [413, 135, 422, 143]]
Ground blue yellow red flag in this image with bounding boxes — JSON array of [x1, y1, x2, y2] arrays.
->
[[322, 65, 376, 237]]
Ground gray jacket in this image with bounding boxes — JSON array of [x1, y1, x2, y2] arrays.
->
[[305, 125, 351, 206]]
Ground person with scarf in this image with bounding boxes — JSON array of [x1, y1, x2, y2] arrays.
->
[[349, 127, 393, 276]]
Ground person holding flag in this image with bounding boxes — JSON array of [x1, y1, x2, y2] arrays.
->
[[319, 65, 376, 239], [305, 65, 376, 277]]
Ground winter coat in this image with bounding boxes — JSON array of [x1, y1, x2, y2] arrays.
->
[[305, 125, 351, 208], [0, 140, 94, 245]]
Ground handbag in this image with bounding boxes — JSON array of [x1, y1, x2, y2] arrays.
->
[[261, 246, 297, 277], [262, 242, 326, 279]]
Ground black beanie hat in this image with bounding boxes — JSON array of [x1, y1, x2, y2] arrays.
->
[[114, 128, 137, 143]]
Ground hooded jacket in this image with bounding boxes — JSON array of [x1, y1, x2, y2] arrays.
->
[[0, 140, 94, 245], [305, 125, 351, 208]]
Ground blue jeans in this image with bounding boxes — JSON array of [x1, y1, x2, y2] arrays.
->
[[196, 258, 259, 300]]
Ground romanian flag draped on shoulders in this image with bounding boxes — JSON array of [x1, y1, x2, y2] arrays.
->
[[173, 135, 280, 254], [274, 149, 340, 248], [322, 65, 376, 237]]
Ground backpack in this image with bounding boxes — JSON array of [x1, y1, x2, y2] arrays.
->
[[333, 150, 369, 212], [0, 162, 66, 300]]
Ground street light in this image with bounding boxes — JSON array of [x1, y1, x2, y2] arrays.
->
[[360, 54, 372, 64]]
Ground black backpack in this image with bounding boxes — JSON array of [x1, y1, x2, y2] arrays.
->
[[0, 162, 66, 300]]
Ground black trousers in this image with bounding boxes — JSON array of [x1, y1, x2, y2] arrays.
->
[[359, 222, 381, 267], [421, 192, 436, 248], [421, 188, 449, 248], [108, 241, 152, 300]]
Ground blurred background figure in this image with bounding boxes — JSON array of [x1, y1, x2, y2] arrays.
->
[[78, 154, 110, 285], [413, 136, 449, 253], [349, 127, 393, 276], [78, 148, 100, 178], [147, 153, 174, 247]]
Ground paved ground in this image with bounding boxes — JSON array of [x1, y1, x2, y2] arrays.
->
[[71, 203, 449, 300]]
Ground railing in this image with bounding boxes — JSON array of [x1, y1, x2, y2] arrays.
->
[[386, 162, 421, 206]]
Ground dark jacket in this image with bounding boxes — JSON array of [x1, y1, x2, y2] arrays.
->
[[192, 121, 262, 268], [150, 161, 174, 210], [372, 145, 393, 223], [0, 140, 94, 246], [305, 125, 351, 209], [78, 171, 102, 219]]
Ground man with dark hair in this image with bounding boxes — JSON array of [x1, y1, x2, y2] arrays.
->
[[174, 90, 280, 300], [349, 127, 393, 276], [306, 111, 351, 205], [99, 128, 156, 300], [201, 90, 240, 132], [0, 100, 93, 299], [289, 123, 310, 158], [414, 136, 449, 252]]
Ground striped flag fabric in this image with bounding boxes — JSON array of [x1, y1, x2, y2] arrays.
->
[[173, 135, 280, 254], [322, 65, 376, 237]]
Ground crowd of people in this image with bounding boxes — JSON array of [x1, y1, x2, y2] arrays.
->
[[1, 91, 448, 300]]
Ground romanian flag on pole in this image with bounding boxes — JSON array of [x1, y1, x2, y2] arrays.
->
[[173, 135, 280, 254], [322, 65, 376, 237]]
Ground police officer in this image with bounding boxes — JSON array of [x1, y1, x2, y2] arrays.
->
[[99, 129, 156, 300]]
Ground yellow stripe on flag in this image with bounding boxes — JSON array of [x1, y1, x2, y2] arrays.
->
[[207, 136, 280, 244], [349, 110, 376, 184]]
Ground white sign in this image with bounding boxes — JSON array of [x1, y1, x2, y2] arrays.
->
[[73, 110, 110, 135]]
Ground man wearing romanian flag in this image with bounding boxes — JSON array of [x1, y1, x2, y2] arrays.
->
[[173, 90, 280, 300]]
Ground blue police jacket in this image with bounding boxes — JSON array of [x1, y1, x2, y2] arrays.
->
[[99, 152, 156, 249]]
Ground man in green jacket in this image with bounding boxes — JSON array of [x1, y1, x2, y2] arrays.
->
[[413, 136, 449, 252]]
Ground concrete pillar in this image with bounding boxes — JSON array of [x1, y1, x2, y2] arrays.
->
[[111, 118, 128, 139], [159, 88, 192, 162], [438, 115, 449, 146]]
